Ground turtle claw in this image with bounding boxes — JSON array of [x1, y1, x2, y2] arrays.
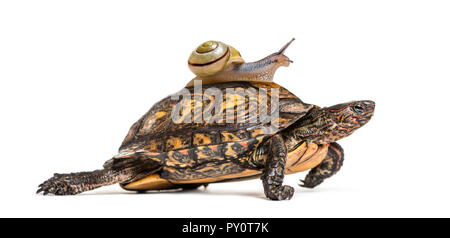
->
[[264, 185, 294, 201], [299, 176, 324, 189], [298, 179, 306, 187], [37, 174, 80, 195]]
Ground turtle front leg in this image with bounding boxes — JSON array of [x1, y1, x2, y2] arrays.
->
[[261, 134, 294, 200], [300, 142, 344, 188]]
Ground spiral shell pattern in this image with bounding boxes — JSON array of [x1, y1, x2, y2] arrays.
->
[[188, 41, 231, 77]]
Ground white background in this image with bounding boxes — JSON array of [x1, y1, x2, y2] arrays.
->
[[1, 0, 449, 218]]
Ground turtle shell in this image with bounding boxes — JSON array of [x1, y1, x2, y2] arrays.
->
[[108, 81, 314, 188], [118, 81, 313, 155]]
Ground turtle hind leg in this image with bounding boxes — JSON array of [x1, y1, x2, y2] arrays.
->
[[300, 142, 344, 188], [261, 134, 294, 200], [37, 156, 161, 195], [37, 167, 140, 195]]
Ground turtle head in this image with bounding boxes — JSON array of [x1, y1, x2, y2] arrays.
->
[[323, 100, 375, 142], [292, 100, 375, 144]]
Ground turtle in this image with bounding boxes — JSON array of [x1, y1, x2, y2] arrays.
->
[[37, 80, 375, 200], [37, 39, 375, 200]]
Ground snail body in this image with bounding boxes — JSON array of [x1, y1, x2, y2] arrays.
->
[[186, 39, 295, 86]]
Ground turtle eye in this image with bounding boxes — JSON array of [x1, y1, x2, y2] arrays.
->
[[352, 105, 365, 113]]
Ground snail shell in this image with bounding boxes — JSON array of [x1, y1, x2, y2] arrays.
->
[[188, 40, 244, 77]]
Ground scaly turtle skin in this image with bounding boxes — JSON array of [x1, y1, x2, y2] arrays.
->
[[37, 81, 375, 200]]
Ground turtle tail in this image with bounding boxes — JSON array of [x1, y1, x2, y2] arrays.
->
[[37, 156, 160, 195]]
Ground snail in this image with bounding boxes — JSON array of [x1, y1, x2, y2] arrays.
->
[[186, 38, 295, 86]]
